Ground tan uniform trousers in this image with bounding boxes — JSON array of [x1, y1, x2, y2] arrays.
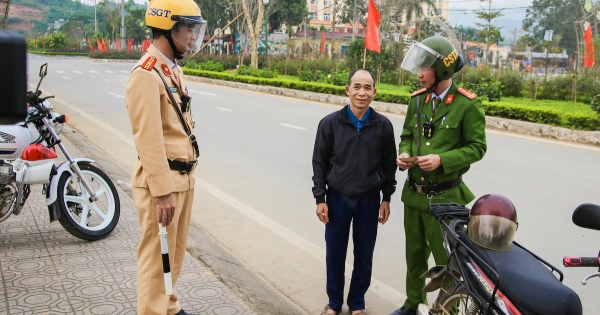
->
[[133, 187, 194, 315]]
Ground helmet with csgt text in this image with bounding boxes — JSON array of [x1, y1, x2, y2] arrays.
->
[[468, 194, 518, 251], [401, 36, 464, 81], [145, 0, 207, 58]]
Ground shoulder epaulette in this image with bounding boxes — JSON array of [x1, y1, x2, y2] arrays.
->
[[457, 87, 477, 100], [411, 88, 427, 96], [141, 56, 157, 71]]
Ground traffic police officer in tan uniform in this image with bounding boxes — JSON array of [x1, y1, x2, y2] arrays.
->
[[125, 0, 206, 314], [390, 37, 487, 315]]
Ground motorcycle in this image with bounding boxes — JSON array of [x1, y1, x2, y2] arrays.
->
[[0, 63, 120, 241], [418, 200, 582, 315], [563, 203, 600, 284]]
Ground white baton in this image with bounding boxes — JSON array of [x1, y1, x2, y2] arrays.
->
[[158, 224, 173, 295]]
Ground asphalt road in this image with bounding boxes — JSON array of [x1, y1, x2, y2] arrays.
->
[[26, 54, 600, 314]]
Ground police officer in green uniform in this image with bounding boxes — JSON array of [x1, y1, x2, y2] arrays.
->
[[390, 36, 487, 315]]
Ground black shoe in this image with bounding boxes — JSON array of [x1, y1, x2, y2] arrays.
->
[[390, 306, 417, 315], [175, 309, 198, 315]]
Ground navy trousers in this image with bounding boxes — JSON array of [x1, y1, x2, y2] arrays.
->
[[325, 189, 381, 312]]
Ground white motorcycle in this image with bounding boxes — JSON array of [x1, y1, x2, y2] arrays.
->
[[0, 63, 120, 241]]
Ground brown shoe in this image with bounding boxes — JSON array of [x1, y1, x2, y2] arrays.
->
[[321, 305, 337, 315], [351, 310, 367, 315]]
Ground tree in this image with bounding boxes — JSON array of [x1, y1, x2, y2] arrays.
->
[[397, 0, 438, 41], [456, 25, 479, 42], [337, 0, 367, 27], [473, 3, 503, 63], [522, 0, 579, 54], [270, 0, 308, 31], [240, 0, 271, 69]]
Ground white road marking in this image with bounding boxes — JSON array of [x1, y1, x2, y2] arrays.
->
[[119, 75, 129, 79], [120, 70, 129, 73], [89, 70, 98, 73], [215, 107, 232, 112], [73, 71, 83, 74], [56, 70, 65, 74], [24, 83, 410, 306], [280, 123, 305, 130], [190, 90, 217, 96], [61, 76, 71, 80], [104, 70, 115, 73], [105, 79, 110, 82], [109, 92, 124, 98], [195, 179, 406, 306], [27, 83, 134, 147]]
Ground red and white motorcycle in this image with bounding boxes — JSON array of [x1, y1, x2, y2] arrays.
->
[[0, 63, 120, 241]]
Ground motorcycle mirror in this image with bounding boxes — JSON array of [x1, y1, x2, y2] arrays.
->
[[572, 203, 600, 231], [39, 63, 48, 78], [35, 63, 48, 93]]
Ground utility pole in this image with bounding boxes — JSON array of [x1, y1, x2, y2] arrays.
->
[[120, 0, 126, 51], [352, 0, 357, 41], [331, 0, 336, 57], [94, 0, 97, 33], [486, 0, 491, 65]]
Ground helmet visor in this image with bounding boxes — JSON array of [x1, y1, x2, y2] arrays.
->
[[468, 215, 517, 251], [401, 42, 444, 75], [171, 16, 207, 56]]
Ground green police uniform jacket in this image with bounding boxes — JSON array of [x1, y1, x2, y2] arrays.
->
[[398, 82, 487, 210]]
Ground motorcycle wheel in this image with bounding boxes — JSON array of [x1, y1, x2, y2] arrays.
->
[[54, 163, 120, 241], [440, 293, 479, 315]]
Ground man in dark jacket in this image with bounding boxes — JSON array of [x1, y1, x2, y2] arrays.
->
[[312, 69, 398, 315]]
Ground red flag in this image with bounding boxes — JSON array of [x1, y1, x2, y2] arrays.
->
[[584, 23, 594, 68], [116, 40, 121, 51], [127, 39, 131, 53], [41, 35, 45, 47], [320, 30, 325, 54], [96, 38, 102, 51], [365, 0, 381, 53], [34, 37, 37, 47], [87, 38, 94, 52]]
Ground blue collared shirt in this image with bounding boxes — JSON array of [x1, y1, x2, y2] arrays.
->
[[347, 106, 371, 131]]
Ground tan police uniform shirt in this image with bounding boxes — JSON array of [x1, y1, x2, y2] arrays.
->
[[125, 45, 196, 197]]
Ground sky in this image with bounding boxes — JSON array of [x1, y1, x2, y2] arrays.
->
[[448, 0, 534, 39], [82, 0, 534, 40]]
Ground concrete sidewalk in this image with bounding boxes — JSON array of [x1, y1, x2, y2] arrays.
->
[[0, 136, 256, 314]]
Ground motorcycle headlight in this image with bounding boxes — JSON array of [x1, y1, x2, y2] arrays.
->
[[41, 100, 53, 110]]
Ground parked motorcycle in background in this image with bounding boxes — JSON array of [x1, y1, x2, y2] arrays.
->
[[418, 196, 582, 315], [563, 203, 600, 284], [0, 63, 120, 241]]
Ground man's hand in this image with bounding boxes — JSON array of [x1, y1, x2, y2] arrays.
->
[[316, 203, 329, 224], [156, 193, 176, 226], [416, 154, 442, 171], [379, 201, 390, 225], [397, 153, 415, 170]]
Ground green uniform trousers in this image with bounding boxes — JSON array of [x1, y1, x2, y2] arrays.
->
[[403, 204, 448, 309]]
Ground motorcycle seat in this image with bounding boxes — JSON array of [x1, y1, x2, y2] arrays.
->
[[457, 230, 582, 315]]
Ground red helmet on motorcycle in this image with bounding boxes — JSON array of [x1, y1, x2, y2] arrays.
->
[[468, 194, 518, 251]]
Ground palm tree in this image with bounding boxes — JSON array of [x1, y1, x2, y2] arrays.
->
[[397, 0, 437, 41]]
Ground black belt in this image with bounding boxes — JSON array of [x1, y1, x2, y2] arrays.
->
[[168, 159, 197, 174], [408, 176, 462, 195]]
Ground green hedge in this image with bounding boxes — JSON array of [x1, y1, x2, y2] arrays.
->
[[183, 68, 412, 104], [564, 113, 600, 131], [27, 50, 89, 56], [482, 102, 562, 126], [183, 68, 599, 131]]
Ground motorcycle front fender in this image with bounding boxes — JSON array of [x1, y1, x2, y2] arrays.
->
[[46, 158, 94, 221]]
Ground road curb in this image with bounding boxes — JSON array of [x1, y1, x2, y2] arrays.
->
[[184, 75, 600, 146], [59, 125, 306, 314], [89, 58, 138, 63]]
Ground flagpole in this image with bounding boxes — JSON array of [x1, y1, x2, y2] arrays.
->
[[363, 47, 367, 68]]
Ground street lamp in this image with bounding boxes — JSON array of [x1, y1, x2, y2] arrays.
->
[[263, 0, 269, 69]]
